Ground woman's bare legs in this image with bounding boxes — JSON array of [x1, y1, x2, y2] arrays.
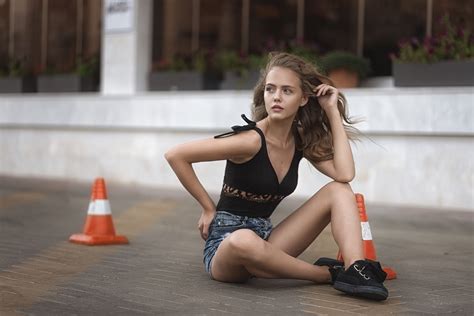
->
[[210, 181, 364, 282], [268, 181, 364, 266], [211, 229, 331, 283]]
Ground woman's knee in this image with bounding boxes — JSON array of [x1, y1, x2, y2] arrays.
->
[[227, 229, 266, 261], [322, 181, 354, 199]]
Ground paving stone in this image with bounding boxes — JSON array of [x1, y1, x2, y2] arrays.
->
[[0, 176, 473, 315]]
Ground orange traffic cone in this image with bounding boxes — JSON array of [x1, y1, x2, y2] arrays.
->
[[69, 178, 128, 246], [337, 193, 397, 280]]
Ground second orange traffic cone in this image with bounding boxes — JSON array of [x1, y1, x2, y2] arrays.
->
[[69, 178, 128, 246], [337, 193, 397, 280]]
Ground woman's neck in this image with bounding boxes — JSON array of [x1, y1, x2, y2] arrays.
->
[[261, 117, 295, 148]]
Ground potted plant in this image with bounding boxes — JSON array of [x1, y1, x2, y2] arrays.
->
[[218, 50, 264, 90], [287, 39, 320, 66], [319, 51, 371, 88], [37, 56, 100, 92], [391, 14, 474, 87], [0, 58, 37, 93], [200, 50, 223, 90], [75, 56, 100, 92], [149, 55, 204, 91]]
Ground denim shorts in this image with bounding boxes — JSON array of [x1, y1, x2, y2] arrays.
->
[[203, 211, 273, 277]]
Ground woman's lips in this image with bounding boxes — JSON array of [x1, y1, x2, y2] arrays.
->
[[271, 105, 283, 111]]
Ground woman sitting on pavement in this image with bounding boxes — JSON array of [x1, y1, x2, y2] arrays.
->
[[165, 52, 388, 301]]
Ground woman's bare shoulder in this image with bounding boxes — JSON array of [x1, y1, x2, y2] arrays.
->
[[225, 129, 262, 163]]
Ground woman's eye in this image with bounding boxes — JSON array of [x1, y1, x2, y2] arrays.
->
[[283, 88, 292, 94], [265, 86, 274, 92]]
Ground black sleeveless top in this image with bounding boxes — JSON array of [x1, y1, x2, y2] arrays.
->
[[214, 115, 303, 218]]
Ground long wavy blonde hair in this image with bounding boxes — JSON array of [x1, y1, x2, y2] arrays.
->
[[252, 52, 359, 163]]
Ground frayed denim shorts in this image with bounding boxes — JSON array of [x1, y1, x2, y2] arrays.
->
[[203, 211, 273, 277]]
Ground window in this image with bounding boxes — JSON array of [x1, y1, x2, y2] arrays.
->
[[200, 0, 241, 52], [47, 0, 78, 72], [151, 0, 473, 78], [0, 0, 9, 67], [249, 0, 297, 53], [364, 0, 426, 75], [433, 0, 473, 35], [154, 0, 193, 63], [151, 0, 165, 63], [153, 0, 242, 69], [304, 0, 358, 54], [0, 0, 42, 75], [82, 0, 102, 59]]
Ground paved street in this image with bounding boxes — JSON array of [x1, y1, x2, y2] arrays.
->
[[0, 176, 472, 315]]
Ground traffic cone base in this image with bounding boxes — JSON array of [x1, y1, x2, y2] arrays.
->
[[69, 233, 128, 245], [337, 193, 397, 280], [383, 267, 397, 280], [69, 178, 129, 246]]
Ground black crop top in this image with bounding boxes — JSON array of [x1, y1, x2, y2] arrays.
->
[[214, 115, 303, 218]]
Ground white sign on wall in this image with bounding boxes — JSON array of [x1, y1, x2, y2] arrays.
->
[[104, 0, 134, 33]]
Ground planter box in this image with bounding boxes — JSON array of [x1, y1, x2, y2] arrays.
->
[[220, 70, 260, 90], [149, 71, 203, 91], [203, 72, 222, 90], [393, 60, 474, 87], [37, 74, 97, 92], [0, 76, 37, 93]]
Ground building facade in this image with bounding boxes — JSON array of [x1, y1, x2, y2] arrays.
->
[[0, 1, 472, 211], [0, 0, 472, 84]]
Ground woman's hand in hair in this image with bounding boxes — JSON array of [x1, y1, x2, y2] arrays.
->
[[314, 84, 340, 115]]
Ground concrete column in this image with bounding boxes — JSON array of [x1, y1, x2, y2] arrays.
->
[[101, 0, 152, 94]]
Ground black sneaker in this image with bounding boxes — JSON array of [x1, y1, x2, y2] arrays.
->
[[314, 257, 344, 284], [333, 259, 388, 301]]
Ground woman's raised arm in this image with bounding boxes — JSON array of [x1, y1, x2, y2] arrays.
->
[[309, 84, 355, 183]]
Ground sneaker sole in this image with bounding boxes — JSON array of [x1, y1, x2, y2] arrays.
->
[[333, 281, 388, 301]]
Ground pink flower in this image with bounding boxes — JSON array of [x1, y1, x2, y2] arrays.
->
[[398, 39, 409, 47], [393, 13, 473, 63]]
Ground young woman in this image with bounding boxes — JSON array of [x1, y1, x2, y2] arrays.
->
[[165, 52, 388, 301]]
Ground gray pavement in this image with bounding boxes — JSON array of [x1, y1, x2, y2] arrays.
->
[[0, 176, 473, 315]]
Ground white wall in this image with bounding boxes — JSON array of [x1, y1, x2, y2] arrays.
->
[[0, 87, 473, 211]]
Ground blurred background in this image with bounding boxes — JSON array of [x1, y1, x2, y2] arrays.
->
[[1, 0, 473, 90], [0, 0, 473, 211]]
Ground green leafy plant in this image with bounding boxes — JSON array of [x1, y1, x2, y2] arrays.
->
[[152, 56, 191, 72], [76, 56, 99, 77], [216, 50, 267, 77], [391, 14, 474, 63], [0, 57, 27, 77], [216, 50, 248, 76], [248, 53, 267, 71], [193, 52, 206, 73], [287, 40, 320, 66], [261, 38, 320, 66], [319, 51, 371, 79]]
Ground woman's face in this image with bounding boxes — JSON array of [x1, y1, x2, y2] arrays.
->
[[264, 66, 308, 121]]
